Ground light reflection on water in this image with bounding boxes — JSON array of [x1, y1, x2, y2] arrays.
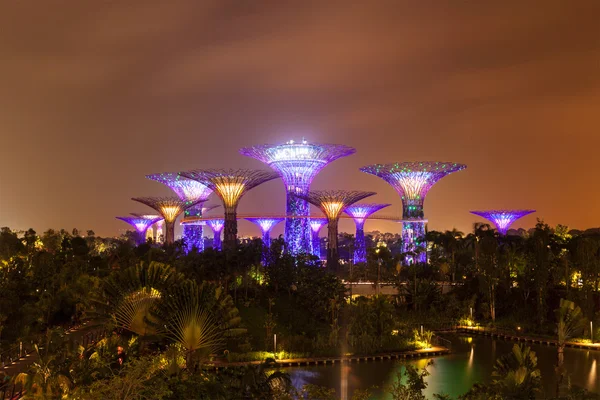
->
[[285, 335, 600, 399]]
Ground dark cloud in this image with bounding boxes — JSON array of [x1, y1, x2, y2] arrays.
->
[[0, 0, 598, 237]]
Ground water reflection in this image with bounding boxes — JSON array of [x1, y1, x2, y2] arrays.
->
[[286, 335, 600, 399]]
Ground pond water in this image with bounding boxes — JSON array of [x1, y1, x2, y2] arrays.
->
[[286, 335, 599, 399]]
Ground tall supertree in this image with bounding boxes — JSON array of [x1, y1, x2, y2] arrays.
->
[[131, 197, 200, 244], [146, 172, 213, 252], [245, 218, 285, 263], [116, 216, 162, 245], [344, 203, 391, 264], [361, 161, 466, 264], [470, 210, 536, 235], [309, 218, 328, 259], [240, 139, 356, 255], [130, 213, 162, 242], [180, 204, 221, 253], [297, 190, 375, 270], [180, 169, 279, 250], [206, 219, 225, 250]]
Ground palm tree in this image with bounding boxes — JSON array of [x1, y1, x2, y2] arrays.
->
[[491, 344, 541, 399], [151, 280, 245, 369], [555, 298, 586, 396], [92, 262, 182, 338]]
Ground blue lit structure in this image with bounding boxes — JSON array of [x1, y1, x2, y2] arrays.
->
[[245, 218, 284, 263], [344, 203, 390, 264], [206, 219, 225, 250], [146, 172, 213, 250], [116, 216, 162, 245], [309, 218, 328, 259], [360, 161, 466, 264], [181, 204, 220, 253], [471, 209, 536, 235], [240, 140, 356, 255]]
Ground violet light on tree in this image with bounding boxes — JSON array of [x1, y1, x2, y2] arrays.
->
[[361, 161, 466, 264], [146, 172, 213, 253], [470, 210, 536, 235], [297, 190, 375, 270], [116, 216, 162, 245], [131, 197, 201, 245], [206, 219, 225, 250], [240, 139, 355, 255], [344, 203, 390, 264], [309, 218, 328, 259], [131, 213, 162, 242], [180, 204, 220, 253], [180, 169, 279, 250], [245, 218, 284, 263]]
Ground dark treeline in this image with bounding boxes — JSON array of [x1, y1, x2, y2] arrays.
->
[[0, 221, 598, 399]]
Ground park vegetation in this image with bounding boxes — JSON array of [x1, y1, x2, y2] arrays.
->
[[0, 219, 598, 399]]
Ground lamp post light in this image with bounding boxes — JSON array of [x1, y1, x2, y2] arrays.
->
[[274, 334, 277, 357], [591, 321, 594, 343]]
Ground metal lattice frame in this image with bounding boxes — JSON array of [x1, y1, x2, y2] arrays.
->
[[471, 210, 536, 235], [245, 218, 285, 263], [131, 213, 163, 242], [360, 162, 466, 220], [344, 203, 391, 264], [402, 221, 427, 264], [131, 197, 200, 244], [116, 216, 162, 245], [240, 140, 356, 256], [309, 218, 328, 259], [206, 219, 225, 250], [180, 169, 279, 250], [296, 190, 375, 270]]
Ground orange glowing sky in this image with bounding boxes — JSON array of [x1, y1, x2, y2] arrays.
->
[[0, 1, 599, 238]]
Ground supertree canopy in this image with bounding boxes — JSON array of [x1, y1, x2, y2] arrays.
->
[[180, 169, 279, 250], [131, 213, 163, 242], [470, 210, 536, 235], [146, 172, 213, 250], [297, 190, 375, 270], [344, 203, 390, 264], [116, 216, 162, 245], [360, 161, 466, 264], [206, 219, 225, 250], [309, 218, 328, 259], [131, 197, 200, 245], [246, 218, 284, 263], [240, 139, 356, 256]]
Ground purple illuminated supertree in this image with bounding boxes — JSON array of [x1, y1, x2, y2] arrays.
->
[[180, 169, 279, 250], [116, 216, 162, 245], [470, 210, 536, 235], [146, 172, 213, 252], [360, 161, 466, 264], [240, 139, 356, 255], [344, 203, 391, 264], [245, 218, 285, 263], [309, 218, 328, 259], [206, 219, 225, 250], [180, 204, 221, 253], [131, 197, 201, 245], [130, 213, 162, 242], [297, 190, 375, 270]]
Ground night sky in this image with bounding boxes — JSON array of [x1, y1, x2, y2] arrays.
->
[[1, 1, 599, 238]]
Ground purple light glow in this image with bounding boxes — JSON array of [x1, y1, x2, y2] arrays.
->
[[206, 219, 225, 250], [245, 218, 284, 262], [116, 216, 161, 245], [344, 203, 390, 264], [309, 218, 328, 258], [470, 210, 536, 235], [146, 172, 213, 203], [240, 140, 356, 255]]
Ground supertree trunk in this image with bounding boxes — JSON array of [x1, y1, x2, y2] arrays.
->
[[223, 206, 238, 250], [183, 224, 204, 253], [261, 231, 270, 264], [354, 220, 366, 264], [327, 218, 339, 271], [312, 231, 321, 258], [213, 233, 222, 250], [164, 221, 175, 245], [285, 195, 312, 255]]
